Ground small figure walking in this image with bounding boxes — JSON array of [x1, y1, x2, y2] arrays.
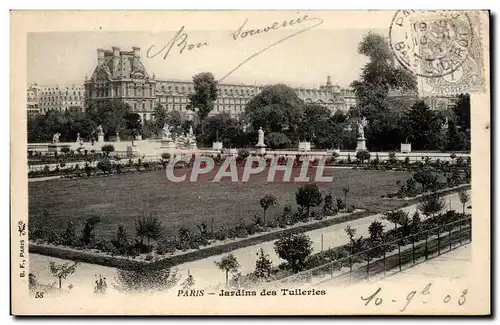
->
[[93, 274, 107, 294]]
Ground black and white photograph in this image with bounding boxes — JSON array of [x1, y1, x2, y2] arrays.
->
[[10, 10, 490, 315]]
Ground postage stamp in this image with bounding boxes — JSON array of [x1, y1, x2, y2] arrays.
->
[[390, 10, 486, 95]]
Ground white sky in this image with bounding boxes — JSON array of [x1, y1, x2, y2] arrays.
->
[[27, 28, 384, 88]]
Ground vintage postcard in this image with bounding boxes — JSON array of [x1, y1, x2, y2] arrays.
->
[[10, 10, 490, 315]]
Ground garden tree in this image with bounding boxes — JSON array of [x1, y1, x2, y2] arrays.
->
[[152, 103, 168, 135], [336, 197, 346, 212], [245, 84, 304, 143], [123, 112, 142, 138], [326, 118, 356, 150], [135, 215, 164, 250], [418, 194, 445, 218], [322, 193, 335, 216], [168, 111, 184, 129], [384, 209, 409, 231], [28, 110, 97, 143], [259, 194, 277, 226], [49, 261, 79, 289], [323, 110, 356, 150], [254, 248, 273, 279], [101, 144, 115, 156], [214, 254, 240, 286], [407, 101, 443, 150], [452, 93, 471, 131], [61, 221, 77, 246], [201, 113, 245, 147], [187, 72, 218, 135], [342, 186, 350, 208], [332, 110, 348, 124], [350, 32, 417, 122], [356, 150, 371, 163], [411, 211, 422, 234], [274, 232, 313, 273], [445, 119, 466, 151], [60, 146, 70, 155], [298, 104, 332, 147], [266, 132, 291, 149], [86, 99, 132, 136], [344, 225, 364, 254], [295, 184, 323, 219], [114, 266, 179, 293], [141, 119, 155, 139], [458, 190, 470, 214], [367, 220, 385, 257], [81, 216, 101, 246], [114, 225, 129, 253], [413, 167, 438, 193], [366, 108, 410, 150], [97, 158, 113, 173], [237, 149, 250, 161], [368, 220, 384, 243]]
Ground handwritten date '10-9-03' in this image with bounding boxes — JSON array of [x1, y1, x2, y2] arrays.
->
[[146, 14, 323, 82], [361, 283, 469, 312]]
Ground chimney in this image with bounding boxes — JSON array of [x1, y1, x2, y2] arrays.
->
[[97, 48, 105, 65], [132, 46, 141, 58], [327, 75, 332, 85]]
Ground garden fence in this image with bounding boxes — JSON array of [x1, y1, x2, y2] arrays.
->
[[277, 216, 472, 286]]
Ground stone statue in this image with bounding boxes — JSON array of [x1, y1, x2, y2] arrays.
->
[[162, 123, 172, 139], [76, 133, 81, 143], [189, 126, 194, 137], [52, 132, 61, 143], [357, 120, 365, 139], [96, 125, 104, 136], [257, 127, 265, 146]]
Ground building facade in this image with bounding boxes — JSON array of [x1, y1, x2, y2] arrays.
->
[[26, 84, 40, 116], [27, 83, 85, 115], [84, 46, 156, 121], [82, 47, 357, 122]]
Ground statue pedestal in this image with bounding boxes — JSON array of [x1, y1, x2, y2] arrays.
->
[[400, 143, 411, 153], [255, 144, 266, 155], [98, 134, 104, 143], [126, 145, 139, 158], [161, 138, 176, 152], [213, 141, 223, 150], [356, 137, 366, 151], [298, 141, 311, 152]]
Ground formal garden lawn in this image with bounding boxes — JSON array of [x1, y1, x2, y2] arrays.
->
[[28, 167, 411, 240]]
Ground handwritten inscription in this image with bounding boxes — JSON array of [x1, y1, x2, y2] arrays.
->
[[361, 283, 468, 312], [146, 14, 323, 82], [147, 26, 209, 60], [231, 15, 312, 41]]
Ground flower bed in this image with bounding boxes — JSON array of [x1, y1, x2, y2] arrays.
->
[[29, 209, 370, 270]]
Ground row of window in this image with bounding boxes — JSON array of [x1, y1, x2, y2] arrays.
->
[[38, 106, 84, 113], [160, 104, 244, 113], [158, 96, 250, 105], [40, 91, 83, 96], [40, 102, 82, 106], [39, 96, 84, 102], [158, 84, 257, 95], [89, 88, 153, 97]]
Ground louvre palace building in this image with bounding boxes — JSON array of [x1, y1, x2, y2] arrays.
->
[[80, 46, 356, 121]]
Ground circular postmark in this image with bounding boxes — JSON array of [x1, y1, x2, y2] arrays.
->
[[389, 10, 473, 78]]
